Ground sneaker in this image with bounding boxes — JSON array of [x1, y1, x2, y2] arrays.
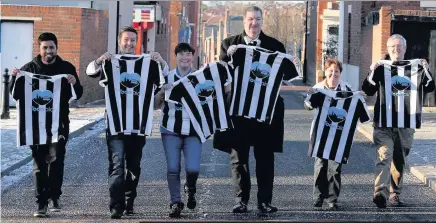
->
[[184, 185, 197, 210], [389, 195, 404, 207], [33, 203, 48, 218], [373, 193, 387, 208], [50, 199, 61, 212], [169, 202, 184, 218], [110, 209, 123, 219]]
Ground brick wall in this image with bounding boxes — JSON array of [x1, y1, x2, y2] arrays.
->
[[79, 8, 108, 103], [343, 1, 362, 66], [356, 1, 422, 88], [167, 1, 199, 69], [393, 8, 436, 17], [1, 5, 82, 72], [316, 1, 327, 74], [1, 5, 109, 104]]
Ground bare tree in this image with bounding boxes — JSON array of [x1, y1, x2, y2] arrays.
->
[[203, 1, 306, 57]]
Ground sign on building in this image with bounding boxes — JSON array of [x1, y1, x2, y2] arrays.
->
[[133, 6, 155, 22]]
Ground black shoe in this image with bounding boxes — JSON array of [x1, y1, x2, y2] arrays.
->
[[327, 202, 339, 211], [232, 202, 248, 213], [124, 200, 134, 215], [313, 198, 323, 208], [169, 202, 184, 218], [389, 195, 404, 207], [124, 209, 134, 215], [33, 203, 48, 218], [110, 209, 123, 219], [257, 203, 278, 213], [373, 193, 387, 208], [50, 199, 61, 212], [184, 184, 197, 210]]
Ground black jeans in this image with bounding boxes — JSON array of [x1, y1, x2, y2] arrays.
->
[[313, 157, 342, 204], [106, 133, 146, 212], [230, 145, 275, 205], [30, 137, 67, 205]]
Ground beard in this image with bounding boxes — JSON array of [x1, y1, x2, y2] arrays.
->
[[43, 54, 56, 63], [119, 45, 135, 54]]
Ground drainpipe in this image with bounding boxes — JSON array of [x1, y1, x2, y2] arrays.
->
[[338, 1, 345, 63], [115, 1, 120, 53]]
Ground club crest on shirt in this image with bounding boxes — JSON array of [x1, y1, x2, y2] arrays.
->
[[193, 80, 216, 105], [327, 107, 347, 123], [120, 72, 141, 88], [32, 90, 53, 105], [250, 62, 271, 79], [32, 90, 54, 112], [195, 80, 215, 98], [391, 75, 411, 96]]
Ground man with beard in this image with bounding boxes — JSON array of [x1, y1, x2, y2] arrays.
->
[[10, 32, 83, 217], [86, 26, 167, 219], [214, 6, 286, 214]]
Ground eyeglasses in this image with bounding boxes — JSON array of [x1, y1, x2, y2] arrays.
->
[[387, 45, 404, 49]]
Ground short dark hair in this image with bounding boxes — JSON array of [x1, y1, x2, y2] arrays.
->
[[174, 43, 195, 55], [118, 26, 138, 39], [38, 32, 58, 47], [243, 6, 263, 18], [324, 58, 343, 73]]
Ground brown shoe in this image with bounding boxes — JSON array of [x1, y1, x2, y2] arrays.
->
[[389, 195, 404, 207]]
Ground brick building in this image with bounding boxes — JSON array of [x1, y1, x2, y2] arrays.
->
[[1, 4, 108, 104], [1, 1, 201, 105], [306, 1, 436, 106]]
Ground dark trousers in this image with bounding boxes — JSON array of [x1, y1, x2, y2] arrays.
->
[[313, 157, 342, 204], [106, 133, 146, 212], [30, 137, 67, 205], [230, 145, 275, 204]]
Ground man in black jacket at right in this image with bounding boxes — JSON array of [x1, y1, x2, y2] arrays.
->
[[214, 5, 286, 214]]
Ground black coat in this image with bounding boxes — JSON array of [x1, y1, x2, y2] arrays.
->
[[213, 31, 286, 153]]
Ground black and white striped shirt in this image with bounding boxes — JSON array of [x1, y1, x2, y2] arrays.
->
[[363, 59, 435, 129], [306, 81, 371, 164], [166, 62, 232, 142], [12, 71, 77, 146], [229, 45, 301, 123], [161, 68, 195, 135], [100, 54, 164, 136]]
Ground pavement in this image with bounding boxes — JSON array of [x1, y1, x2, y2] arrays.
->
[[2, 88, 436, 221], [0, 100, 106, 177], [294, 83, 436, 193]]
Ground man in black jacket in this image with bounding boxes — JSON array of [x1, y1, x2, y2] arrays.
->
[[10, 32, 83, 217], [214, 6, 286, 214], [362, 34, 435, 208], [86, 26, 167, 219]]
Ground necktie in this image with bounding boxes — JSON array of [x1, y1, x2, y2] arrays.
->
[[248, 41, 257, 46]]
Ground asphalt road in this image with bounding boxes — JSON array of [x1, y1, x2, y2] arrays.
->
[[2, 90, 436, 222]]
